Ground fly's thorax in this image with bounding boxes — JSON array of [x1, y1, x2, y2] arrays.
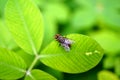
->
[[57, 36, 65, 43]]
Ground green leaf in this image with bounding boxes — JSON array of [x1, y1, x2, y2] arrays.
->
[[41, 13, 57, 49], [0, 19, 17, 49], [16, 49, 34, 67], [115, 57, 120, 76], [5, 0, 44, 55], [73, 0, 120, 31], [25, 69, 57, 80], [0, 0, 8, 17], [101, 0, 120, 29], [45, 3, 69, 23], [70, 9, 96, 30], [103, 56, 115, 69], [0, 48, 27, 79], [98, 70, 119, 80], [1, 79, 17, 80], [40, 34, 104, 73], [41, 65, 63, 80], [71, 0, 96, 31], [90, 30, 120, 54]]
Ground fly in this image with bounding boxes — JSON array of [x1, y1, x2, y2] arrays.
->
[[55, 34, 74, 51]]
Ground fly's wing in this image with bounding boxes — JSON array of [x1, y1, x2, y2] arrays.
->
[[61, 43, 70, 51], [64, 38, 74, 45]]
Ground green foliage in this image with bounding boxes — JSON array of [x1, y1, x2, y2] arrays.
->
[[5, 0, 44, 55], [43, 67, 63, 80], [90, 30, 120, 54], [0, 19, 17, 49], [25, 69, 57, 80], [0, 0, 120, 79], [44, 3, 69, 23], [16, 49, 34, 67], [0, 0, 8, 17], [115, 57, 120, 76], [71, 8, 95, 30], [42, 13, 57, 49], [40, 34, 104, 73], [98, 70, 119, 80], [41, 3, 69, 48], [73, 0, 120, 31], [103, 56, 115, 69], [101, 0, 120, 29], [0, 48, 26, 79]]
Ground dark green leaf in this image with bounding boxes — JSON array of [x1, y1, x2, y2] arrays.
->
[[103, 56, 115, 69], [115, 57, 120, 76]]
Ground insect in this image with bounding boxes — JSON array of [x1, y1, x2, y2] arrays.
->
[[55, 34, 74, 51]]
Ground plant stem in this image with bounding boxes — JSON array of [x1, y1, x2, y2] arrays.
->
[[27, 55, 40, 72]]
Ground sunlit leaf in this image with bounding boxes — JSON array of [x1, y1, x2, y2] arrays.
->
[[16, 49, 34, 67], [0, 48, 27, 79], [40, 34, 104, 73], [25, 69, 57, 80], [0, 19, 17, 49], [5, 0, 44, 55]]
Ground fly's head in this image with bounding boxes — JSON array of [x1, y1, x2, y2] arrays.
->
[[55, 34, 60, 40], [55, 34, 64, 43]]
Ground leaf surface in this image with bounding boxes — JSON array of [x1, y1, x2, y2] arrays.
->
[[0, 48, 27, 79], [5, 0, 44, 54], [115, 57, 120, 76], [25, 69, 57, 80], [40, 34, 104, 73], [0, 19, 17, 49]]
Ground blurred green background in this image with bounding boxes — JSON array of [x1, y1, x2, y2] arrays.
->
[[0, 0, 120, 80]]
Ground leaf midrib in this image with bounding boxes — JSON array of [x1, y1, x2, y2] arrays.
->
[[14, 0, 37, 55]]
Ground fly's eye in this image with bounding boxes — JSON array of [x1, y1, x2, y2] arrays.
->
[[55, 34, 60, 39]]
